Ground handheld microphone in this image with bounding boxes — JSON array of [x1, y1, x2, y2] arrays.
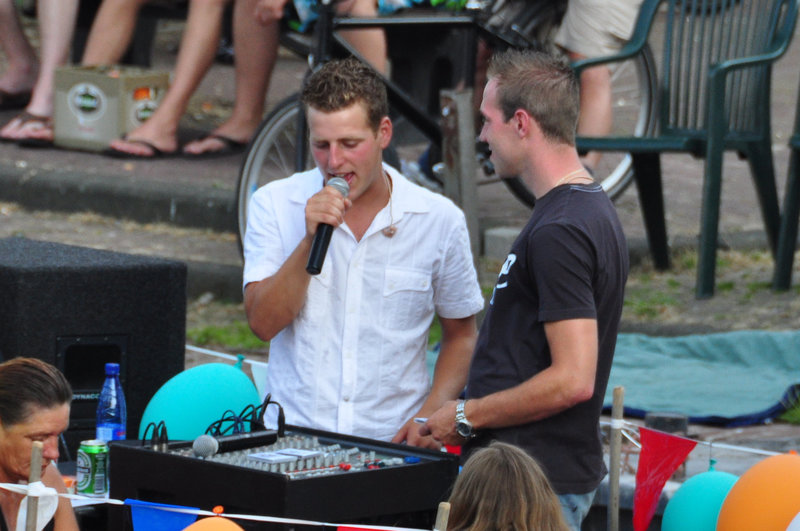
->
[[306, 177, 350, 275], [192, 430, 279, 458]]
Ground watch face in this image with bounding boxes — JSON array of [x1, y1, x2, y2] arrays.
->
[[456, 422, 473, 438]]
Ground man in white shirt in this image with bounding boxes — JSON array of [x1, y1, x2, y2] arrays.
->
[[242, 57, 484, 447]]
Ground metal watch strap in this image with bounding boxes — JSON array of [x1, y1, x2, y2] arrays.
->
[[456, 400, 475, 438]]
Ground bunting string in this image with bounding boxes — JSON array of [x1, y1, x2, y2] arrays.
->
[[599, 419, 782, 456], [0, 482, 426, 531]]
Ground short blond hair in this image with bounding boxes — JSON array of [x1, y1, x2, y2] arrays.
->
[[488, 49, 579, 146]]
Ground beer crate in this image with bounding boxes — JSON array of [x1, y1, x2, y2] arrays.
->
[[54, 65, 169, 151]]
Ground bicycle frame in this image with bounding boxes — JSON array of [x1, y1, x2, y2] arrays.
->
[[289, 0, 520, 172]]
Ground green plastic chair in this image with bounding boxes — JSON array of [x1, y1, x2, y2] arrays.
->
[[773, 76, 800, 290], [574, 0, 800, 298]]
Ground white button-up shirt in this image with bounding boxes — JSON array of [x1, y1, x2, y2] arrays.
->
[[243, 164, 484, 441]]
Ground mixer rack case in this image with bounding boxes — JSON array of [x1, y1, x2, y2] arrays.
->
[[109, 425, 459, 530]]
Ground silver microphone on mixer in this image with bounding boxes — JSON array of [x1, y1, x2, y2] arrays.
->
[[192, 431, 279, 458], [192, 434, 220, 458]]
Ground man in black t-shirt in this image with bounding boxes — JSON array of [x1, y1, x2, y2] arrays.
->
[[421, 50, 628, 531]]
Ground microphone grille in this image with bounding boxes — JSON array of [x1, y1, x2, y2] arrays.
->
[[192, 434, 219, 458], [327, 177, 350, 198]]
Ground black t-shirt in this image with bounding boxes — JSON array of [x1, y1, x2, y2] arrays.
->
[[465, 182, 629, 494]]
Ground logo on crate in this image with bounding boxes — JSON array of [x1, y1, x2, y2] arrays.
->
[[68, 83, 106, 121], [132, 100, 158, 125]]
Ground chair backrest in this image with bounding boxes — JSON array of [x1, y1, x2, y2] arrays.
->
[[792, 69, 800, 148], [655, 0, 798, 140]]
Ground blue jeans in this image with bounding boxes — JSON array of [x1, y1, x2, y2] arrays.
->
[[558, 490, 597, 531]]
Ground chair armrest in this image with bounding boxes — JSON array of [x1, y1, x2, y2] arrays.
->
[[572, 0, 663, 74], [708, 0, 799, 81], [703, 1, 798, 160]]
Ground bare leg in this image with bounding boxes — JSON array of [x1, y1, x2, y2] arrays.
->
[[567, 50, 612, 171], [0, 0, 39, 95], [336, 0, 387, 74], [108, 0, 231, 156], [82, 0, 151, 65], [0, 0, 79, 140], [183, 0, 278, 155]]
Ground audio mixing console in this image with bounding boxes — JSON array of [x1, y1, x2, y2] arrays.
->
[[108, 425, 459, 530]]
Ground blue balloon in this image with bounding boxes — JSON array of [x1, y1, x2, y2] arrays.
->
[[661, 469, 738, 531], [138, 363, 261, 440]]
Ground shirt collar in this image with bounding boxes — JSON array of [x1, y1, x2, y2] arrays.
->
[[384, 163, 432, 219]]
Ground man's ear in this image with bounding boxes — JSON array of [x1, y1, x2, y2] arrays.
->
[[513, 109, 531, 138], [378, 116, 393, 149], [514, 109, 541, 140]]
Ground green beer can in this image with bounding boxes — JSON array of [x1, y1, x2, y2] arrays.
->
[[76, 439, 109, 496]]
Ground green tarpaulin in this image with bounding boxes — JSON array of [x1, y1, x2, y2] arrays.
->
[[604, 331, 800, 425]]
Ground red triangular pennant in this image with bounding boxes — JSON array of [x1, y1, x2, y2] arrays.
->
[[633, 426, 697, 531]]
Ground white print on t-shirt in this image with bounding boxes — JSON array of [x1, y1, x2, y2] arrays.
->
[[490, 253, 516, 305]]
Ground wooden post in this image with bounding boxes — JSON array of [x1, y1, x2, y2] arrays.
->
[[439, 88, 479, 261], [433, 501, 451, 531], [608, 386, 624, 531], [26, 441, 44, 531]]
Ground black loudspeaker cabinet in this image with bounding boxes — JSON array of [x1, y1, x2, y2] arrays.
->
[[0, 237, 187, 460]]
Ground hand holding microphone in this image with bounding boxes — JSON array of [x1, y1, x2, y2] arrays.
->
[[306, 177, 350, 275]]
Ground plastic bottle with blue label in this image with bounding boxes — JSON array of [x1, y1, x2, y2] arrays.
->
[[96, 362, 127, 441]]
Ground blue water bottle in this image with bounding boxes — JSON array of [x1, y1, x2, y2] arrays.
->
[[96, 362, 127, 441]]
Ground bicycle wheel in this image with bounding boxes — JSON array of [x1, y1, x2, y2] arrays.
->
[[237, 94, 311, 249]]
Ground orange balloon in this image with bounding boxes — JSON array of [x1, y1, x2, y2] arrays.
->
[[716, 453, 800, 531], [182, 517, 245, 531]]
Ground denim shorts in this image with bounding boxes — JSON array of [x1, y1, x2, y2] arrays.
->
[[558, 490, 597, 531]]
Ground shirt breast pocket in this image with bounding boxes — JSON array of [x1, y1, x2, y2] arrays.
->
[[382, 268, 433, 328], [301, 268, 332, 323]]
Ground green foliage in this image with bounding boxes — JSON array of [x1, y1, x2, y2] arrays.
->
[[716, 255, 733, 270], [716, 281, 735, 293], [624, 288, 679, 319], [779, 406, 800, 424], [187, 321, 267, 350], [746, 281, 771, 294], [677, 252, 696, 270], [428, 316, 442, 347], [779, 390, 800, 424], [187, 316, 443, 350]]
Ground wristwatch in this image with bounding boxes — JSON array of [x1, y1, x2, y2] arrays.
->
[[455, 400, 476, 439]]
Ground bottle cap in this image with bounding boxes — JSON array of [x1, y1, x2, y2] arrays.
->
[[105, 362, 120, 375]]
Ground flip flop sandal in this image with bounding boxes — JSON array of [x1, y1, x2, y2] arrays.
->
[[182, 133, 247, 160], [0, 111, 53, 146], [102, 138, 180, 159]]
